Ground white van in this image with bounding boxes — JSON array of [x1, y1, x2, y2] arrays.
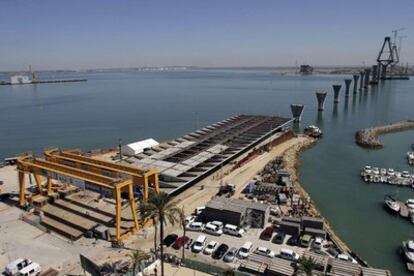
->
[[223, 224, 244, 237], [5, 259, 32, 276], [192, 235, 207, 253], [204, 222, 223, 236], [186, 221, 204, 232], [238, 241, 253, 258], [279, 248, 300, 261], [16, 263, 41, 276]]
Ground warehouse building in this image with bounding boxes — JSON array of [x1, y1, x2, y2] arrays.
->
[[203, 197, 270, 228]]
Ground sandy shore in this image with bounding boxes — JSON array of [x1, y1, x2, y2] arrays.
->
[[355, 120, 414, 149]]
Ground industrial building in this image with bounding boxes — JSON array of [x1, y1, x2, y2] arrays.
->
[[203, 197, 270, 228], [125, 114, 292, 195]]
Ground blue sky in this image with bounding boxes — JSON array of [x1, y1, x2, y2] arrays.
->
[[1, 0, 413, 70]]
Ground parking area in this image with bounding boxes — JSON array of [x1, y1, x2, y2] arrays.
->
[[164, 224, 317, 270]]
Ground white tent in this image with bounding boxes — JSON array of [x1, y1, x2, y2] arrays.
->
[[121, 138, 159, 156]]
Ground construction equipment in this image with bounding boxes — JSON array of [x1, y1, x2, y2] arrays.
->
[[16, 149, 159, 241], [376, 36, 395, 79]]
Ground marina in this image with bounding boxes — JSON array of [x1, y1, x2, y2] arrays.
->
[[360, 166, 414, 186]]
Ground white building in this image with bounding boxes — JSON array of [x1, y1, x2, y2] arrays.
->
[[10, 75, 32, 84], [121, 138, 159, 156]]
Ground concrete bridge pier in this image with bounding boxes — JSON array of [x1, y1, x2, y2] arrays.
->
[[316, 92, 327, 111], [359, 71, 365, 91], [371, 65, 378, 84], [364, 68, 371, 89], [352, 74, 359, 94], [344, 79, 352, 97], [333, 85, 342, 104], [290, 104, 304, 123]]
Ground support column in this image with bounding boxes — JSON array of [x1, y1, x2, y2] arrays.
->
[[115, 187, 122, 241], [18, 171, 26, 206], [316, 92, 327, 111], [144, 176, 149, 201], [352, 74, 359, 94], [344, 79, 352, 97], [364, 68, 371, 89], [332, 85, 342, 104], [47, 177, 52, 195], [129, 183, 140, 231], [34, 173, 43, 194], [359, 71, 365, 91]]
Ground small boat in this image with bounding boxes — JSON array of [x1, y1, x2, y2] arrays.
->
[[304, 125, 323, 138], [372, 167, 380, 175], [387, 168, 395, 176], [402, 240, 414, 262], [380, 168, 387, 176], [407, 199, 414, 210], [384, 195, 400, 213]]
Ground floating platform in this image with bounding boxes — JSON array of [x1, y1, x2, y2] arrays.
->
[[125, 114, 293, 195], [0, 79, 87, 85]]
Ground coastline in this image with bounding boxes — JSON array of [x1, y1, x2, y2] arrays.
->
[[355, 120, 414, 149], [282, 136, 353, 254]]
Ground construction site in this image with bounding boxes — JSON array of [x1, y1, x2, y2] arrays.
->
[[0, 114, 294, 272]]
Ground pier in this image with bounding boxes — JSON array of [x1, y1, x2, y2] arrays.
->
[[0, 79, 87, 85]]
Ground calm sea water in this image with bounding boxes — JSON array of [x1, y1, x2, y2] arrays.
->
[[0, 69, 413, 274]]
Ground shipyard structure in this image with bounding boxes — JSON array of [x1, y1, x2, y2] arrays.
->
[[13, 114, 292, 242]]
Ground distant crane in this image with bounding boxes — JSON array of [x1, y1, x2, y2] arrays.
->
[[390, 28, 405, 66]]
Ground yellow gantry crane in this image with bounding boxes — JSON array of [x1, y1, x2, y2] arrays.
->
[[16, 148, 160, 241]]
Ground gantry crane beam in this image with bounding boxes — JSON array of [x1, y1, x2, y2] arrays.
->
[[44, 148, 159, 200], [16, 154, 140, 241]]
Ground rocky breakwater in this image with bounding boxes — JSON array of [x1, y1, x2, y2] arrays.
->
[[356, 120, 414, 149]]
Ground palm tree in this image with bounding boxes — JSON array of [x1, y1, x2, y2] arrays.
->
[[178, 206, 186, 261], [296, 256, 318, 276], [140, 192, 181, 276], [129, 249, 150, 274], [151, 215, 158, 256]]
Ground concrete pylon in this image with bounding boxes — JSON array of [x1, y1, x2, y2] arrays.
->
[[364, 68, 371, 89], [332, 85, 342, 104], [316, 92, 327, 111], [352, 74, 359, 94], [290, 104, 304, 122], [371, 65, 378, 84], [344, 79, 352, 97], [359, 71, 365, 91]]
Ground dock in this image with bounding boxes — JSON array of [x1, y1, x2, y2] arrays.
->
[[0, 79, 87, 85]]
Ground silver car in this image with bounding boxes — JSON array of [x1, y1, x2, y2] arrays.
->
[[223, 247, 238, 262]]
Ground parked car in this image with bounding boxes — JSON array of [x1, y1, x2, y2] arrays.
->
[[279, 248, 300, 261], [210, 221, 224, 229], [312, 237, 324, 250], [212, 243, 229, 259], [185, 216, 196, 225], [203, 241, 218, 255], [254, 247, 275, 258], [5, 259, 33, 276], [300, 234, 313, 248], [223, 247, 238, 263], [162, 234, 178, 247], [223, 224, 244, 237], [186, 221, 204, 232], [172, 236, 189, 250], [336, 254, 357, 264], [260, 226, 274, 241], [238, 241, 253, 259], [272, 232, 286, 244], [204, 222, 223, 236], [287, 235, 300, 246], [192, 235, 207, 253]]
